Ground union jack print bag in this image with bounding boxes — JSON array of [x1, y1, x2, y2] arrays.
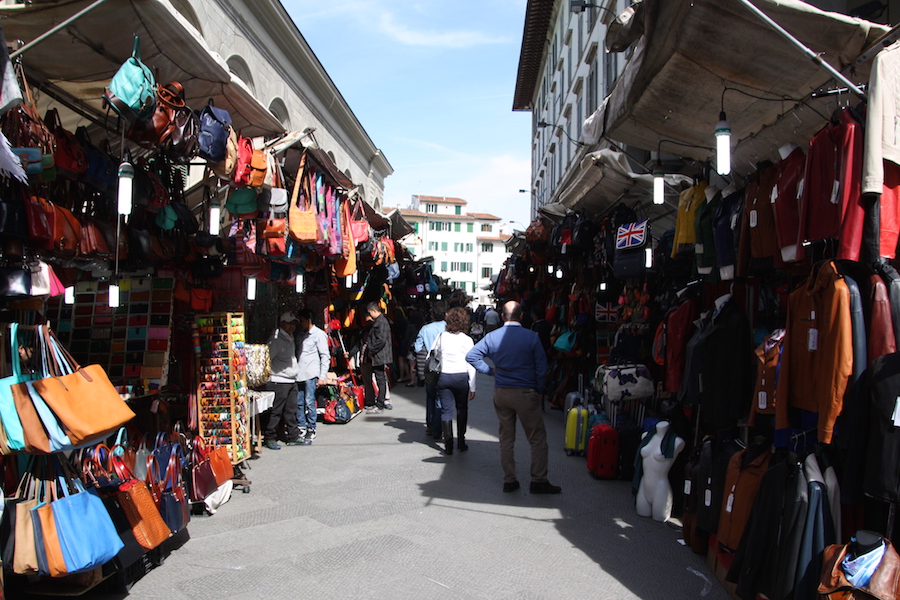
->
[[615, 220, 649, 249]]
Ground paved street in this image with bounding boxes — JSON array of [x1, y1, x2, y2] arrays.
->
[[80, 372, 728, 600]]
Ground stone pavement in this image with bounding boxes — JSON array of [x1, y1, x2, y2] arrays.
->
[[81, 372, 730, 600]]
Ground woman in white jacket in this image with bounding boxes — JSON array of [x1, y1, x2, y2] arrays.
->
[[432, 307, 476, 455], [266, 312, 301, 449]]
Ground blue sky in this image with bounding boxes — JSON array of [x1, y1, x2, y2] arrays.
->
[[281, 0, 534, 228]]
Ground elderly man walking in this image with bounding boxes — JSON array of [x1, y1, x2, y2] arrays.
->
[[466, 301, 560, 494]]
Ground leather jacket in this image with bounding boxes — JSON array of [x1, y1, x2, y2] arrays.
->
[[819, 541, 900, 600]]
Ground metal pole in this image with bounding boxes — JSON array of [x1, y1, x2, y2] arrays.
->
[[736, 0, 867, 100], [9, 0, 111, 60]]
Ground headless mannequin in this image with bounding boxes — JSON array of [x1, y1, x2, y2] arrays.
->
[[779, 142, 800, 160], [636, 421, 685, 522], [705, 185, 720, 203]]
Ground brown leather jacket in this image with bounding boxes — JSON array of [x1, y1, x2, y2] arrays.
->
[[776, 260, 853, 443], [819, 541, 900, 600]]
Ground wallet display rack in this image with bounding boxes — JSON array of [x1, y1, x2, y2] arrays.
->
[[195, 312, 251, 465]]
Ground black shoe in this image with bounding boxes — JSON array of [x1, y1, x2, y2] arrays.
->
[[529, 481, 561, 494], [457, 438, 468, 451], [284, 438, 307, 446], [383, 402, 393, 410], [503, 481, 520, 493], [264, 440, 281, 450]]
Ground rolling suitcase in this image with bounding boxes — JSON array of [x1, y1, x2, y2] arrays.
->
[[565, 405, 589, 456], [586, 423, 618, 479]]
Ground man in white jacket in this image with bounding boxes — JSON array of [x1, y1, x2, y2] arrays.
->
[[266, 312, 302, 450], [295, 308, 331, 444]]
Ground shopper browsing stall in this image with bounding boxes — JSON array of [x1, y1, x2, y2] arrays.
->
[[432, 307, 476, 455], [295, 308, 330, 445], [266, 312, 301, 450], [415, 301, 447, 436]]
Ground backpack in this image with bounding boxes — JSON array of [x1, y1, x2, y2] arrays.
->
[[196, 102, 233, 162], [572, 210, 597, 249], [104, 37, 156, 123]]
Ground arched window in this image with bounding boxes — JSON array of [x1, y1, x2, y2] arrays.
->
[[226, 55, 254, 94], [267, 98, 291, 130], [170, 0, 203, 35], [326, 151, 337, 167]]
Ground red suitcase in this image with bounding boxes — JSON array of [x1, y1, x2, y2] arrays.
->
[[586, 423, 618, 479]]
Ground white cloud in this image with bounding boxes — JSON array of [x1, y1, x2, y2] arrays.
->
[[376, 13, 507, 48]]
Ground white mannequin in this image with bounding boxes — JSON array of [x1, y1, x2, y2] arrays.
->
[[635, 421, 686, 522], [778, 142, 800, 160], [704, 185, 720, 202]]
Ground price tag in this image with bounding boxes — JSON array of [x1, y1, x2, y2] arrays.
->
[[758, 391, 767, 410], [770, 186, 779, 203], [892, 397, 900, 428], [695, 243, 704, 254], [726, 493, 734, 513], [684, 480, 692, 495], [808, 328, 819, 352], [749, 210, 758, 228], [704, 489, 712, 507], [830, 180, 841, 205]]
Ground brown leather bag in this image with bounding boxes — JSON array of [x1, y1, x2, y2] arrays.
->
[[248, 149, 267, 187], [127, 82, 187, 149], [109, 455, 170, 550], [44, 108, 86, 180], [35, 498, 68, 577], [50, 204, 81, 256], [25, 196, 55, 250], [526, 219, 549, 243], [11, 63, 55, 154], [11, 381, 52, 454], [78, 218, 112, 258]]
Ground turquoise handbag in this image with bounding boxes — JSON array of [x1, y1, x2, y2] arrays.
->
[[104, 36, 156, 123], [0, 323, 31, 451]]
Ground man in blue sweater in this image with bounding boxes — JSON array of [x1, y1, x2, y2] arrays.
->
[[466, 301, 560, 494]]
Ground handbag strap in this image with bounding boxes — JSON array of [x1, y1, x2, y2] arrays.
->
[[109, 454, 135, 482], [16, 62, 38, 112]]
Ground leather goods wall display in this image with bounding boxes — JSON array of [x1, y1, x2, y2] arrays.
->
[[104, 36, 156, 123], [196, 101, 232, 162], [288, 153, 317, 243], [31, 327, 136, 447], [43, 108, 86, 180]]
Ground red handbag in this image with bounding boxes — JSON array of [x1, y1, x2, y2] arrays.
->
[[233, 135, 253, 187], [44, 108, 86, 180], [25, 195, 55, 249], [349, 198, 369, 243]]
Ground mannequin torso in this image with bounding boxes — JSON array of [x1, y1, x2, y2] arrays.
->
[[636, 421, 686, 522]]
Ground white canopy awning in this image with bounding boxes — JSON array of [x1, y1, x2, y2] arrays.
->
[[594, 0, 890, 176], [1, 0, 285, 136]]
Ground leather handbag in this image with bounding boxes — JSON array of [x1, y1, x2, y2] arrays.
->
[[31, 327, 136, 447], [349, 198, 369, 243], [44, 108, 86, 180], [0, 324, 31, 452], [210, 126, 238, 180], [0, 267, 31, 296], [104, 36, 156, 123], [25, 195, 55, 250], [78, 218, 112, 258], [207, 443, 232, 486], [196, 101, 232, 162], [109, 455, 170, 550], [233, 135, 253, 186], [225, 187, 258, 218], [268, 187, 289, 214], [158, 447, 189, 533], [32, 485, 67, 577], [248, 148, 268, 187], [10, 469, 40, 574], [50, 204, 81, 256], [190, 437, 218, 501], [127, 81, 187, 148], [288, 154, 317, 243], [50, 460, 124, 575], [10, 63, 55, 154]]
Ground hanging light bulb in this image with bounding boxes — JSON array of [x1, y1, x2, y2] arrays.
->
[[295, 274, 303, 293], [547, 264, 554, 274], [345, 275, 352, 288], [64, 286, 75, 305], [645, 247, 653, 268], [653, 160, 665, 205], [209, 203, 222, 236], [436, 294, 442, 300], [352, 271, 359, 284], [108, 282, 120, 308], [715, 111, 731, 176], [247, 277, 257, 301], [555, 268, 563, 279], [529, 266, 535, 273], [117, 151, 134, 217], [600, 281, 607, 291]]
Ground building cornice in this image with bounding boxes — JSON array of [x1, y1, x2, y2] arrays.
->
[[513, 0, 556, 111]]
